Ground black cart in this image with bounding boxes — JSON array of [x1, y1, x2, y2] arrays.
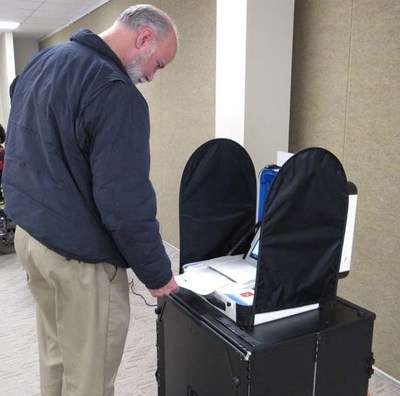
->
[[156, 290, 375, 396]]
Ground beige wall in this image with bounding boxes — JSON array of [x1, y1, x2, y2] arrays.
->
[[290, 0, 400, 379], [13, 37, 39, 75], [40, 0, 216, 248]]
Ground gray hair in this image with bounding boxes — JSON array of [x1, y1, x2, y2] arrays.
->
[[117, 4, 177, 40]]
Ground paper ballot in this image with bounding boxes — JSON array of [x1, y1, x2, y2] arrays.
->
[[176, 255, 257, 295], [176, 266, 232, 295]]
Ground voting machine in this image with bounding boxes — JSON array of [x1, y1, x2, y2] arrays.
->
[[176, 139, 358, 327]]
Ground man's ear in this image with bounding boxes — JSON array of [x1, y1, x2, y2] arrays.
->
[[135, 28, 154, 49]]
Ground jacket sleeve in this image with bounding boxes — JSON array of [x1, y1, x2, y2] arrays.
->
[[80, 81, 172, 289]]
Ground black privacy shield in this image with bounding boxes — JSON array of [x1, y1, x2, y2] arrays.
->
[[253, 148, 349, 315], [179, 139, 256, 269]]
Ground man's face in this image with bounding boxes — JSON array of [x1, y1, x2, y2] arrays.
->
[[126, 45, 155, 85], [126, 30, 177, 85]]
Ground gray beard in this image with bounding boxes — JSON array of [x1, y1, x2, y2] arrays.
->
[[126, 57, 145, 85], [126, 46, 156, 85]]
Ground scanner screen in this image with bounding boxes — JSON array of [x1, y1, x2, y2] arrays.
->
[[249, 240, 259, 260]]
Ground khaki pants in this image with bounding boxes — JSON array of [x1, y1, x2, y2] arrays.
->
[[15, 226, 130, 396]]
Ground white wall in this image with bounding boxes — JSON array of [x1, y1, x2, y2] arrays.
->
[[0, 32, 16, 128], [215, 0, 247, 145], [216, 0, 294, 173]]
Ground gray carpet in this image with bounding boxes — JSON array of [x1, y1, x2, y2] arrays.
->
[[1, 247, 399, 395]]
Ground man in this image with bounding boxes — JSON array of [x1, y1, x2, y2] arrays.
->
[[3, 4, 179, 396]]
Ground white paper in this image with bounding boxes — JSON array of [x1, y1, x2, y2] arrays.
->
[[177, 255, 257, 295], [277, 150, 294, 167], [208, 261, 256, 283], [176, 266, 233, 295]]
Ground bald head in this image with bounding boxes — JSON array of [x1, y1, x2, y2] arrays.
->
[[117, 4, 178, 42], [100, 4, 178, 85]]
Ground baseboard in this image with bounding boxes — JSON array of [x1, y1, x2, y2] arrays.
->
[[163, 240, 179, 252], [373, 366, 400, 389]]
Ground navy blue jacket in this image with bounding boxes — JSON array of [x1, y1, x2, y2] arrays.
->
[[3, 29, 172, 289]]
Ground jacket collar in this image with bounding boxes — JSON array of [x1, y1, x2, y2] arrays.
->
[[70, 29, 129, 78]]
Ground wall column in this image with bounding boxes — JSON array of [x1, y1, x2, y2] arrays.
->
[[0, 32, 16, 127], [216, 0, 295, 172]]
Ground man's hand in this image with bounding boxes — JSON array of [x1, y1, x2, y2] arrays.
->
[[148, 276, 180, 297]]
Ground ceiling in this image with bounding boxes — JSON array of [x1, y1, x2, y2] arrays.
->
[[0, 0, 111, 40]]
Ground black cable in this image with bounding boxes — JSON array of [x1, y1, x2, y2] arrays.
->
[[128, 279, 157, 307], [226, 221, 262, 256]]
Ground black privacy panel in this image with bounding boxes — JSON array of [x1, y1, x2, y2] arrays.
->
[[179, 139, 256, 269], [254, 148, 349, 314]]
